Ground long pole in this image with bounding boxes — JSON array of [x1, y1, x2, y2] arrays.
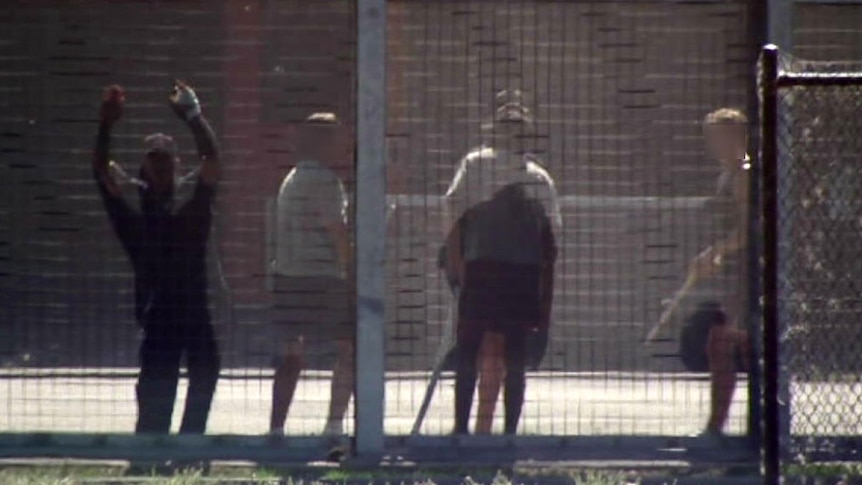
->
[[760, 43, 781, 485]]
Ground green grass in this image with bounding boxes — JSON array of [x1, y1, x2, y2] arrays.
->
[[0, 465, 631, 485], [784, 461, 862, 479], [0, 464, 776, 485], [0, 465, 282, 485]]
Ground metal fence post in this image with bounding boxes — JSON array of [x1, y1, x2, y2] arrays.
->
[[355, 0, 387, 459], [760, 43, 781, 485], [746, 0, 768, 443]]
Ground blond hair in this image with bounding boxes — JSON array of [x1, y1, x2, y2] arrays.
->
[[704, 108, 748, 126]]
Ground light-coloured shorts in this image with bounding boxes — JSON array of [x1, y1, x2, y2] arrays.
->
[[272, 275, 352, 364]]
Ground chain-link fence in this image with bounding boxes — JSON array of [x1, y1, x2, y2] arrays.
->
[[763, 47, 862, 464]]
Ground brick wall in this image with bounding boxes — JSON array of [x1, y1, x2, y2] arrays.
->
[[384, 0, 755, 372], [0, 0, 770, 373]]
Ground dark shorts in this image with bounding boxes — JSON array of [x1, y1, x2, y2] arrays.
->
[[272, 275, 353, 360], [458, 260, 542, 332]]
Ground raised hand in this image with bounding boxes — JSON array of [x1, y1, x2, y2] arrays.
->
[[688, 246, 721, 281], [99, 84, 125, 125], [169, 79, 202, 121]]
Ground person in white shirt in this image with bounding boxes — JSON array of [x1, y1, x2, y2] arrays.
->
[[443, 91, 561, 434], [269, 113, 353, 438]]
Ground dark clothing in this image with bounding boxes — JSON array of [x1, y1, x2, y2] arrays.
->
[[96, 170, 220, 434], [96, 172, 214, 324], [450, 183, 557, 434], [455, 322, 528, 434], [136, 320, 219, 433], [459, 260, 542, 328]]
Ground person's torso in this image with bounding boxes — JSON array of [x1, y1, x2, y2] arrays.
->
[[712, 159, 750, 279], [275, 161, 347, 278], [463, 183, 547, 264], [133, 200, 211, 322], [457, 148, 553, 265]]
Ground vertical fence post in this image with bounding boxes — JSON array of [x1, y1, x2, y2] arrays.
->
[[746, 0, 768, 443], [760, 43, 781, 485], [355, 0, 387, 459]]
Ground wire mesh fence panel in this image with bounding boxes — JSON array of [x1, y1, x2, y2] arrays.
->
[[773, 56, 862, 448], [0, 0, 358, 438], [384, 0, 758, 437]]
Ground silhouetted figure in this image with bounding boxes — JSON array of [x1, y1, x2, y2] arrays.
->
[[93, 81, 221, 434]]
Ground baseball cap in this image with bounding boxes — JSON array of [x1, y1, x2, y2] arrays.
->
[[481, 101, 534, 132], [494, 88, 526, 109], [144, 133, 178, 158]]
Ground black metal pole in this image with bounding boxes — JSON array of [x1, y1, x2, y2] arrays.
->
[[746, 0, 768, 444], [760, 43, 781, 485]]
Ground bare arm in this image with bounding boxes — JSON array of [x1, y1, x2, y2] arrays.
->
[[186, 115, 219, 187], [330, 219, 352, 277], [689, 168, 751, 280], [171, 80, 220, 187], [329, 179, 352, 277], [713, 169, 751, 259]]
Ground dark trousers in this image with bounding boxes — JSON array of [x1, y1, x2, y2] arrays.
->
[[454, 322, 528, 434], [135, 320, 220, 434]]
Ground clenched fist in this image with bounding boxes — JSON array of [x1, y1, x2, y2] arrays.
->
[[99, 84, 125, 125], [169, 79, 202, 121]]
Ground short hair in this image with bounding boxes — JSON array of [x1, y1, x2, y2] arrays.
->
[[704, 108, 748, 127]]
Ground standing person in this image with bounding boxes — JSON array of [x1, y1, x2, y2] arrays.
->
[[443, 94, 561, 435], [647, 107, 751, 437], [93, 81, 221, 434], [269, 113, 353, 439]]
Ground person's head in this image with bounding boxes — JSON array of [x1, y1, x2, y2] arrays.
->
[[703, 108, 748, 163], [139, 133, 180, 209], [482, 89, 535, 150], [294, 112, 351, 169]]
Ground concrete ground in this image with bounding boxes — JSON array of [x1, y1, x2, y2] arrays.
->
[[0, 370, 751, 436]]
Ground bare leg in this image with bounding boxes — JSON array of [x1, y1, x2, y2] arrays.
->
[[503, 326, 528, 435], [269, 339, 304, 434], [706, 324, 741, 433], [475, 332, 505, 434], [454, 323, 484, 434], [324, 339, 355, 435]]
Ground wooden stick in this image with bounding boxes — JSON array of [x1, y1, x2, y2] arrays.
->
[[646, 271, 698, 343]]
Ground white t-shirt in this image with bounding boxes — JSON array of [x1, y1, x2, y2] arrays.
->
[[274, 160, 348, 278]]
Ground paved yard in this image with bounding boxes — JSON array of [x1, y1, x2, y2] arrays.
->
[[0, 370, 752, 436]]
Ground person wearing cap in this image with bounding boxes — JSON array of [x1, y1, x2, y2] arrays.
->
[[268, 112, 353, 439], [442, 90, 562, 435], [92, 81, 221, 434]]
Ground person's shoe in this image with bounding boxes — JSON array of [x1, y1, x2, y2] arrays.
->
[[266, 428, 285, 445], [326, 443, 348, 463], [694, 428, 728, 447]]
